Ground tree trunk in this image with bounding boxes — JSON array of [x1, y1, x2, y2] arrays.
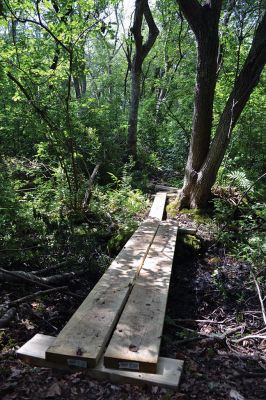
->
[[127, 0, 159, 159], [178, 1, 266, 208], [127, 69, 142, 158], [179, 0, 222, 207], [73, 76, 81, 99]]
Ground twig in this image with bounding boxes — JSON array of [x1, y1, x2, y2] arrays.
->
[[232, 333, 266, 343], [237, 171, 266, 205], [173, 318, 231, 325], [176, 325, 244, 346], [5, 286, 68, 306], [218, 350, 266, 363], [251, 270, 266, 325]]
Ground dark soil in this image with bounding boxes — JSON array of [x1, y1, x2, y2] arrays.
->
[[1, 213, 265, 400]]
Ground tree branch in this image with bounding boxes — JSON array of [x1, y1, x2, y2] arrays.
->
[[142, 1, 159, 59], [177, 0, 203, 35], [5, 286, 68, 306]]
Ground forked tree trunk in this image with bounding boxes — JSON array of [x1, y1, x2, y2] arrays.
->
[[178, 0, 266, 208], [180, 0, 221, 207], [127, 0, 159, 159]]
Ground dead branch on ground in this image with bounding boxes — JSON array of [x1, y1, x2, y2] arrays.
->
[[0, 307, 16, 329]]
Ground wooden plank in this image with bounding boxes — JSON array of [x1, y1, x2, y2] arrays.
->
[[17, 334, 183, 389], [148, 183, 180, 193], [104, 222, 178, 373], [45, 218, 159, 368], [148, 192, 167, 220]]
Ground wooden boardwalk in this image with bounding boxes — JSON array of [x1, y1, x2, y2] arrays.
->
[[46, 218, 159, 368], [104, 222, 178, 373], [17, 192, 183, 388]]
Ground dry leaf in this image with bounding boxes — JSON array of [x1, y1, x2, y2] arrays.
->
[[46, 382, 61, 398], [229, 389, 245, 400], [71, 387, 78, 395], [151, 386, 159, 394]]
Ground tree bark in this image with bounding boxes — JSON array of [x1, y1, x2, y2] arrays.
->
[[127, 0, 159, 159], [178, 1, 266, 208], [178, 0, 222, 208], [128, 69, 142, 158], [73, 76, 82, 99]]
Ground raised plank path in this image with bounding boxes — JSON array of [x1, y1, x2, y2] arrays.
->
[[45, 219, 159, 367], [16, 192, 183, 388], [148, 191, 167, 220], [45, 192, 166, 367], [104, 222, 178, 373]]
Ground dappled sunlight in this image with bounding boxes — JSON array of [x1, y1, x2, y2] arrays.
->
[[104, 222, 178, 372]]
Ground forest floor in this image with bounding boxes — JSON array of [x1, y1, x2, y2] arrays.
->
[[0, 206, 266, 400]]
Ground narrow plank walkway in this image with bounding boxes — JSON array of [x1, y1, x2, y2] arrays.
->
[[16, 192, 184, 388], [148, 191, 167, 220], [45, 192, 166, 368], [104, 222, 178, 373], [46, 219, 160, 367]]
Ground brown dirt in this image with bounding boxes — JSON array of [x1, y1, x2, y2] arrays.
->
[[1, 214, 265, 400]]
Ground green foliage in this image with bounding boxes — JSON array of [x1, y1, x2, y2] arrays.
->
[[0, 1, 265, 284], [91, 161, 148, 254], [0, 159, 47, 264], [213, 180, 266, 275]]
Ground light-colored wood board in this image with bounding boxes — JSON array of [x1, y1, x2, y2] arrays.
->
[[178, 227, 197, 235], [148, 192, 167, 221], [46, 218, 159, 367], [104, 222, 178, 373], [148, 183, 180, 193], [17, 334, 183, 389]]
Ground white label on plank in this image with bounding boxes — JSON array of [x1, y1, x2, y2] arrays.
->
[[67, 359, 87, 368], [119, 361, 139, 370]]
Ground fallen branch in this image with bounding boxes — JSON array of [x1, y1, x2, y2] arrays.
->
[[0, 267, 52, 289], [173, 318, 230, 325], [232, 327, 266, 343], [0, 307, 16, 329], [176, 325, 244, 346], [218, 350, 266, 363], [0, 267, 85, 286], [31, 264, 66, 276], [82, 163, 100, 209], [5, 286, 68, 306], [233, 368, 266, 378], [0, 268, 82, 299]]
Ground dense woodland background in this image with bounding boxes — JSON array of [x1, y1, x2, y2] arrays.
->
[[0, 0, 266, 399], [0, 1, 266, 398], [0, 0, 265, 277]]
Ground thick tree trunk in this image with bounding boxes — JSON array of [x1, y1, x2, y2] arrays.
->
[[179, 0, 222, 208], [178, 2, 266, 208]]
